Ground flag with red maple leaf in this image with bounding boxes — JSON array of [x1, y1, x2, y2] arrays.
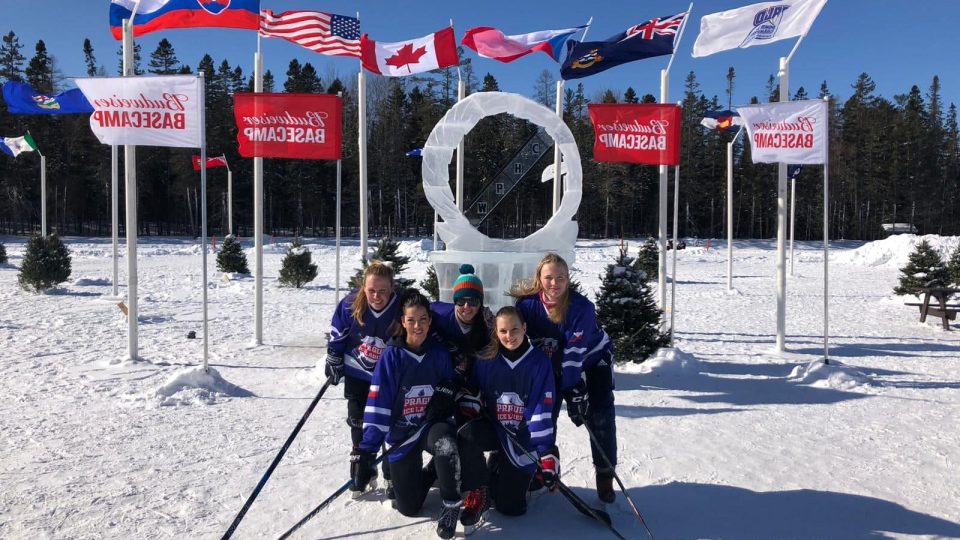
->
[[361, 27, 459, 76]]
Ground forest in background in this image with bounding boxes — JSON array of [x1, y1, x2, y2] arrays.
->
[[1, 30, 958, 241]]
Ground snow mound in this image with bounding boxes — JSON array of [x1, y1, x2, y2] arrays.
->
[[833, 234, 959, 268], [788, 359, 873, 390], [73, 277, 111, 286], [622, 347, 700, 375], [153, 366, 254, 406]]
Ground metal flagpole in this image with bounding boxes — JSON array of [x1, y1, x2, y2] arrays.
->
[[790, 173, 797, 276], [253, 39, 264, 345], [226, 156, 233, 234], [123, 16, 139, 361], [39, 148, 46, 236], [335, 92, 343, 306], [823, 96, 830, 363], [670, 165, 680, 343], [358, 68, 368, 261], [111, 145, 119, 297], [198, 72, 210, 372], [727, 125, 744, 292], [456, 75, 465, 211]]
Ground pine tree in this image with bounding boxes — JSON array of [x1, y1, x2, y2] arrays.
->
[[278, 240, 317, 289], [636, 237, 659, 280], [216, 234, 249, 274], [596, 245, 668, 363], [0, 242, 7, 264], [421, 265, 440, 301], [349, 236, 414, 290], [17, 235, 71, 292], [946, 244, 960, 287], [894, 240, 950, 295]]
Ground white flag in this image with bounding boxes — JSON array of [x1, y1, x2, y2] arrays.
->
[[737, 99, 828, 165], [74, 75, 203, 148], [691, 0, 827, 58]]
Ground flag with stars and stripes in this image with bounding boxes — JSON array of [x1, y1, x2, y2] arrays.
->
[[259, 10, 361, 58]]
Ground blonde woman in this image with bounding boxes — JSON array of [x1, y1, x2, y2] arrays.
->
[[512, 253, 619, 503]]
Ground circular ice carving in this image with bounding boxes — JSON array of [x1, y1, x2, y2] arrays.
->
[[422, 92, 582, 252]]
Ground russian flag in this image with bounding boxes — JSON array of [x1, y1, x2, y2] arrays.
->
[[109, 0, 260, 40], [462, 25, 585, 63]]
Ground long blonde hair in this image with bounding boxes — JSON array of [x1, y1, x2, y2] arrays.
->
[[509, 253, 570, 324], [351, 260, 395, 325], [479, 306, 526, 360]]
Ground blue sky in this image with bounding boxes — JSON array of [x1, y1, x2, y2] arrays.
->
[[4, 1, 959, 110]]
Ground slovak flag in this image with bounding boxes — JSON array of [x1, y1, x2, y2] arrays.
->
[[461, 25, 585, 63], [361, 27, 459, 77], [109, 0, 261, 40], [192, 155, 228, 171]]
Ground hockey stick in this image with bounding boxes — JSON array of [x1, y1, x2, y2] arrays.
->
[[276, 420, 428, 540], [487, 415, 627, 540], [221, 376, 333, 540], [583, 421, 655, 540]]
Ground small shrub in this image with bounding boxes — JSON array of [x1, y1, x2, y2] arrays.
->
[[421, 265, 439, 301], [18, 235, 72, 292], [278, 240, 318, 288], [216, 234, 249, 274], [349, 236, 415, 290], [894, 239, 950, 296], [947, 244, 960, 287], [636, 237, 659, 280], [0, 242, 7, 264]]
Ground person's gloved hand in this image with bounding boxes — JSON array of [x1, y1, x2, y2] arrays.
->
[[350, 448, 376, 491], [564, 380, 590, 427], [324, 350, 344, 385], [425, 379, 458, 421], [539, 450, 560, 492]]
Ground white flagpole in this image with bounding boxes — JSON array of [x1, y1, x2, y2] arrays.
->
[[39, 148, 46, 236], [335, 92, 343, 305], [122, 17, 139, 361], [823, 96, 830, 363], [774, 56, 790, 352], [198, 72, 210, 372], [790, 173, 797, 276], [225, 156, 233, 234], [253, 43, 264, 345], [111, 145, 119, 297], [670, 165, 680, 343], [552, 79, 563, 214], [659, 4, 693, 323], [727, 125, 744, 292], [359, 68, 368, 261]]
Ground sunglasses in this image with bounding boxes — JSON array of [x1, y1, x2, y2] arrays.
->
[[455, 297, 481, 308]]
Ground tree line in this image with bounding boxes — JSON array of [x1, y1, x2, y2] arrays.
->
[[1, 30, 958, 240]]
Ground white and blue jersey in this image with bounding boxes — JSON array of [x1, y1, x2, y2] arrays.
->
[[359, 337, 456, 463], [328, 291, 400, 382], [515, 291, 612, 392], [469, 341, 556, 474]]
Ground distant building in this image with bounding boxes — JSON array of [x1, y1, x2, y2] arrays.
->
[[880, 223, 919, 236]]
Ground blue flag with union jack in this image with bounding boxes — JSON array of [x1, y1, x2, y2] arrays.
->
[[561, 12, 686, 80]]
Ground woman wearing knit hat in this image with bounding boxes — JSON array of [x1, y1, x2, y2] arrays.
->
[[429, 264, 492, 383]]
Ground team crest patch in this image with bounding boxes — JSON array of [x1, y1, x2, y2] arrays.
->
[[401, 384, 433, 422], [741, 5, 791, 47], [569, 48, 603, 70], [197, 0, 231, 15], [32, 95, 60, 110], [495, 392, 525, 430]]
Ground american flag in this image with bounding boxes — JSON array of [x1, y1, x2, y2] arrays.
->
[[259, 10, 361, 58]]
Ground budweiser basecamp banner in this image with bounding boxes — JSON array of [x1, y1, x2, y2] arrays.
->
[[73, 75, 202, 148], [736, 99, 828, 164], [588, 103, 681, 165], [234, 93, 342, 160]]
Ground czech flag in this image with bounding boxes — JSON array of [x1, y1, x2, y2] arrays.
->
[[109, 0, 260, 40], [462, 25, 585, 63]]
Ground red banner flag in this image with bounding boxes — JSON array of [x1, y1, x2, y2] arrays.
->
[[192, 155, 229, 171], [233, 93, 342, 160], [588, 103, 682, 165]]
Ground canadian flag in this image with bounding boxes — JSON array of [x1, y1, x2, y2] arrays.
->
[[361, 27, 459, 77]]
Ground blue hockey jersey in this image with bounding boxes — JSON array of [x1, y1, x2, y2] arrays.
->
[[429, 301, 491, 356], [515, 291, 612, 392], [327, 291, 400, 382], [359, 337, 456, 462], [469, 341, 556, 474]]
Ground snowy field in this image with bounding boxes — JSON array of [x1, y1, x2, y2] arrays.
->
[[1, 234, 959, 540]]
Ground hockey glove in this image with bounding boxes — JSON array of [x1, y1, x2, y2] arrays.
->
[[539, 449, 560, 492], [350, 448, 377, 492], [425, 379, 458, 422], [324, 350, 345, 385], [563, 381, 590, 427]]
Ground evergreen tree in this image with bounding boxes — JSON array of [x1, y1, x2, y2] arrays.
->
[[0, 31, 26, 82], [349, 236, 414, 290], [278, 240, 317, 288], [596, 245, 668, 363], [636, 237, 659, 280], [25, 40, 54, 93], [894, 240, 950, 295], [17, 235, 71, 292], [148, 39, 181, 74], [421, 265, 440, 301], [216, 234, 249, 274], [0, 242, 7, 264], [82, 38, 98, 76], [946, 244, 960, 287]]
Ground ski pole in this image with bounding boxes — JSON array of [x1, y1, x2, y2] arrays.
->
[[583, 421, 655, 540], [221, 377, 333, 540], [277, 420, 428, 540], [484, 414, 627, 540]]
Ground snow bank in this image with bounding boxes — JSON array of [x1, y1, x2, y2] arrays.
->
[[152, 366, 254, 406], [788, 359, 873, 390], [72, 277, 111, 286], [620, 346, 700, 375], [833, 234, 959, 268]]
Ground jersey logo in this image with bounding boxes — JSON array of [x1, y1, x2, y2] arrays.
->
[[534, 337, 559, 357], [356, 336, 387, 370], [495, 391, 526, 429], [401, 384, 433, 422], [569, 331, 584, 344]]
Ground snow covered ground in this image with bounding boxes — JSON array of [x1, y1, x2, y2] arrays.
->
[[1, 234, 959, 540]]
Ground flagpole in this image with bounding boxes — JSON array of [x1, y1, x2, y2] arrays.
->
[[37, 141, 46, 236], [359, 68, 368, 262], [225, 155, 232, 234], [111, 145, 119, 297], [198, 72, 210, 373], [670, 164, 680, 343], [775, 56, 790, 352], [335, 92, 343, 305], [456, 70, 465, 212], [790, 173, 797, 276], [823, 95, 830, 363], [253, 43, 264, 345], [727, 125, 744, 292], [552, 79, 563, 214], [123, 17, 139, 361]]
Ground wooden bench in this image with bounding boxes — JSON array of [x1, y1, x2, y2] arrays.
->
[[906, 287, 960, 330]]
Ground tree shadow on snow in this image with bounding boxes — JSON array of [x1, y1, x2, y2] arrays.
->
[[793, 340, 960, 359], [632, 481, 960, 540]]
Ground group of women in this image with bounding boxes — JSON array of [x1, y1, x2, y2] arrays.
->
[[322, 254, 618, 539]]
